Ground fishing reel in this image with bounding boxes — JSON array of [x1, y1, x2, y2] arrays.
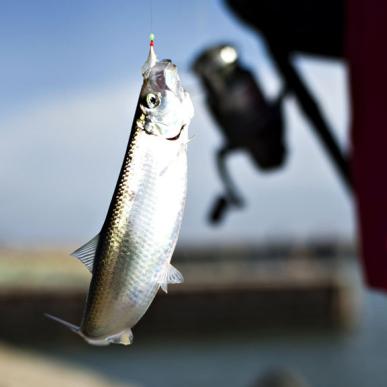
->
[[192, 44, 287, 224]]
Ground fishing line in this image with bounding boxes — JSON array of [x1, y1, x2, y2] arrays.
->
[[150, 0, 153, 34]]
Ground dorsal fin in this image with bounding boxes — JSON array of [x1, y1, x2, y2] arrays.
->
[[71, 234, 99, 272]]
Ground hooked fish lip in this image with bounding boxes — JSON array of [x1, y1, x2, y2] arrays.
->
[[160, 60, 177, 71]]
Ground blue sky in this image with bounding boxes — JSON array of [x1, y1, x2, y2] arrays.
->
[[0, 0, 251, 112], [0, 1, 354, 247]]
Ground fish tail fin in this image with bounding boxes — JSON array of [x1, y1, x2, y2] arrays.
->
[[45, 313, 80, 334], [45, 314, 133, 346], [107, 328, 133, 346]]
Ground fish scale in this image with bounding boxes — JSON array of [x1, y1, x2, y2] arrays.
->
[[86, 115, 186, 336], [46, 38, 193, 345]]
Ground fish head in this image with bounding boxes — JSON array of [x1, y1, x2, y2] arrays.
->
[[140, 52, 194, 140]]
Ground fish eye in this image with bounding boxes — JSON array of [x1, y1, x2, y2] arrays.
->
[[146, 93, 160, 109]]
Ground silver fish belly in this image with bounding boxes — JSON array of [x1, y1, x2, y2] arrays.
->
[[82, 123, 188, 344], [46, 41, 194, 345]]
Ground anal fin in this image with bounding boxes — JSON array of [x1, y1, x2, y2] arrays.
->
[[158, 263, 184, 293]]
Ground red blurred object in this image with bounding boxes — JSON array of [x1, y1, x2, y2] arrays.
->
[[225, 0, 387, 291], [347, 0, 387, 291]]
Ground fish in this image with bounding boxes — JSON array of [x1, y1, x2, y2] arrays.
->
[[46, 37, 194, 346]]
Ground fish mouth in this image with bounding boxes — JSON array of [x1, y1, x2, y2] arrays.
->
[[148, 61, 180, 95]]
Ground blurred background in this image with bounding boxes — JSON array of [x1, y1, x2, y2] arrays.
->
[[0, 1, 386, 387]]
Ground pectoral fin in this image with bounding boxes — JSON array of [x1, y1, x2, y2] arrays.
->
[[158, 263, 184, 293], [71, 234, 99, 272]]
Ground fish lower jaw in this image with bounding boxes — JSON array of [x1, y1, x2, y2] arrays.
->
[[81, 328, 134, 346]]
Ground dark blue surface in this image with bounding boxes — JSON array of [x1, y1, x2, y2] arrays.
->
[[33, 290, 387, 387]]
